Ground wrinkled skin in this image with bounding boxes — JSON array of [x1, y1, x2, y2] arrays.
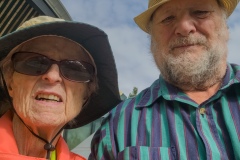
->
[[150, 0, 229, 92], [7, 36, 89, 157]]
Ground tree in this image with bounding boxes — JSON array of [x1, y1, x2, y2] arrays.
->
[[128, 87, 138, 98]]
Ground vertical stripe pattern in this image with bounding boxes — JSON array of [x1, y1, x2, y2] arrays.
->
[[90, 64, 240, 160]]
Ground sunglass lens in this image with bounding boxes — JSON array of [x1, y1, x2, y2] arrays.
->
[[13, 53, 50, 76], [12, 52, 95, 82], [60, 61, 94, 82]]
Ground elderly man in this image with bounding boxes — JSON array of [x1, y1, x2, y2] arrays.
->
[[89, 0, 240, 159]]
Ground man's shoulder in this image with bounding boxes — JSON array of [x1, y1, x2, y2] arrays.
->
[[225, 63, 240, 86], [108, 78, 162, 117], [230, 63, 240, 72]]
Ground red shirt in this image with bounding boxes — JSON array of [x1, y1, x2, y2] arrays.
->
[[0, 111, 85, 160]]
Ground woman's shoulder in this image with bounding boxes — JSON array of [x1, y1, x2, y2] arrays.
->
[[69, 152, 86, 160]]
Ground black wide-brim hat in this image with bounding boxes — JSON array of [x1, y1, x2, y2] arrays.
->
[[0, 16, 121, 129]]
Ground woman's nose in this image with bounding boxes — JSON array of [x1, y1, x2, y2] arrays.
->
[[42, 64, 63, 83]]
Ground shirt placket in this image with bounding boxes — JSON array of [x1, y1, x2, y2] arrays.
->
[[196, 103, 228, 160]]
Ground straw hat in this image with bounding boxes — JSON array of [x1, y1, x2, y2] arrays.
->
[[134, 0, 240, 33], [0, 16, 121, 129]]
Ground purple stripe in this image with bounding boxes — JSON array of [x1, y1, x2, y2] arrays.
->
[[149, 147, 161, 160], [180, 106, 199, 159], [196, 111, 212, 160], [92, 129, 104, 146], [214, 100, 235, 159], [165, 82, 195, 102], [137, 88, 153, 106], [111, 102, 125, 156], [206, 106, 226, 159], [168, 149, 171, 160], [151, 102, 162, 147], [123, 99, 136, 147], [135, 112, 141, 146], [158, 149, 161, 160], [136, 107, 147, 146], [152, 85, 161, 102], [130, 147, 137, 160], [135, 146, 141, 160], [166, 101, 179, 158], [227, 91, 240, 140], [165, 83, 179, 100], [102, 145, 112, 160]]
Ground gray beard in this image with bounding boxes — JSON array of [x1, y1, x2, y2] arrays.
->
[[151, 34, 228, 91]]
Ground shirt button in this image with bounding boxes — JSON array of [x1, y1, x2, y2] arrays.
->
[[199, 108, 206, 115]]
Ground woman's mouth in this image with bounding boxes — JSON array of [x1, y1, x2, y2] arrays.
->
[[35, 93, 62, 102]]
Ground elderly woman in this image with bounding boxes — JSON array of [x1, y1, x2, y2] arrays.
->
[[0, 16, 120, 160]]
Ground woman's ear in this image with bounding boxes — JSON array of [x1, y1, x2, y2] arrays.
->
[[8, 80, 13, 97]]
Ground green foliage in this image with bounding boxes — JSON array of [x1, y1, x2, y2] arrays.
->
[[128, 87, 138, 98], [120, 93, 127, 100], [120, 87, 138, 100]]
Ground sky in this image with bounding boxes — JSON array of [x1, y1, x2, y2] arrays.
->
[[60, 0, 240, 95]]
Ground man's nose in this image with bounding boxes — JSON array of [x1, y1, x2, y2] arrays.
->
[[174, 14, 197, 37], [42, 64, 63, 83]]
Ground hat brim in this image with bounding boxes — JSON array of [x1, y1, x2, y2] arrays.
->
[[134, 0, 169, 33], [0, 21, 121, 128], [134, 0, 239, 33]]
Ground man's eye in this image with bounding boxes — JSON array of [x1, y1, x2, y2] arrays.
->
[[161, 16, 175, 23], [193, 10, 211, 18]]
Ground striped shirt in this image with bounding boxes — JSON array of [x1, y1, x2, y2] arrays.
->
[[89, 63, 240, 160]]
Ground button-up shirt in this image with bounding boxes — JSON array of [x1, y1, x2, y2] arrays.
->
[[90, 64, 240, 160]]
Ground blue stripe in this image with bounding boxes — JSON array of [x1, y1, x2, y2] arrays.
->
[[90, 64, 240, 160]]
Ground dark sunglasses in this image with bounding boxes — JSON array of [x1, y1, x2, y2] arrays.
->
[[11, 52, 95, 83]]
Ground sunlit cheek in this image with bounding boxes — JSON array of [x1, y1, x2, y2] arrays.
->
[[12, 86, 32, 118], [210, 22, 229, 53], [151, 38, 166, 65]]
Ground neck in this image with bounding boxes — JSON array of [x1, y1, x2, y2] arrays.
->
[[183, 81, 222, 104], [12, 114, 60, 158]]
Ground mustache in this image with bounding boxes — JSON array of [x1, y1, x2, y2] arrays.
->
[[169, 35, 207, 50]]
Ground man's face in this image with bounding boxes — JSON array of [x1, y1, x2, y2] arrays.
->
[[150, 0, 229, 91], [8, 36, 89, 132]]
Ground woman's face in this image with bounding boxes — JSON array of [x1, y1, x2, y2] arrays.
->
[[8, 36, 89, 130]]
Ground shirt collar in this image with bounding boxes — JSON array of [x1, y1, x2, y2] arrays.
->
[[136, 63, 240, 108], [135, 78, 162, 108], [221, 63, 240, 89]]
